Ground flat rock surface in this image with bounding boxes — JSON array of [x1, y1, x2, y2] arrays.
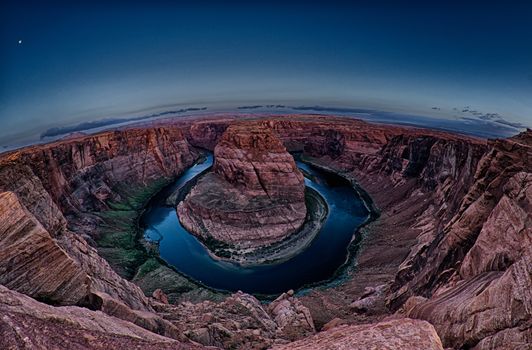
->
[[272, 318, 444, 350]]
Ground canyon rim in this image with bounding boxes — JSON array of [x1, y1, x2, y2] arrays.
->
[[0, 114, 529, 349]]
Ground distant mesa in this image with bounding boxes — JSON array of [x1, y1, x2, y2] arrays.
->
[[40, 107, 208, 139], [457, 106, 528, 129], [236, 104, 287, 110], [235, 104, 374, 114], [237, 105, 264, 110], [60, 132, 87, 140], [290, 105, 375, 114]]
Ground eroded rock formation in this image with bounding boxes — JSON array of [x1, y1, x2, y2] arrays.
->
[[187, 118, 530, 349], [0, 191, 89, 305], [178, 122, 307, 249], [0, 127, 204, 341], [0, 116, 530, 350], [0, 127, 199, 250], [392, 131, 532, 349], [0, 285, 201, 350], [152, 290, 315, 349]]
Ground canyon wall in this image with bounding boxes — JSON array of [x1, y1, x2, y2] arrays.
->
[[0, 115, 529, 349], [187, 117, 530, 349], [2, 127, 197, 229], [0, 127, 202, 342], [397, 133, 532, 349], [187, 117, 487, 241], [282, 122, 530, 349]]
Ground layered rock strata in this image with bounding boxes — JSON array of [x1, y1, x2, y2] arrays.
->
[[394, 131, 532, 349], [0, 285, 202, 350], [0, 126, 199, 257], [0, 191, 89, 305], [178, 122, 307, 249], [0, 127, 205, 340]]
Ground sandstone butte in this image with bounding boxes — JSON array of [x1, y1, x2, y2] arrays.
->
[[0, 115, 530, 350], [177, 122, 307, 250]]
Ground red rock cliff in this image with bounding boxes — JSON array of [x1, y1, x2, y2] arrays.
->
[[0, 126, 199, 340], [213, 122, 306, 202], [393, 130, 532, 349]]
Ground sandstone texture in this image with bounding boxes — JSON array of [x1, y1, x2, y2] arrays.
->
[[0, 127, 207, 342], [0, 285, 202, 350], [0, 185, 155, 314], [272, 318, 444, 350], [153, 290, 315, 349], [1, 127, 196, 221], [393, 131, 532, 349], [186, 117, 531, 349], [178, 122, 307, 249], [0, 191, 89, 305]]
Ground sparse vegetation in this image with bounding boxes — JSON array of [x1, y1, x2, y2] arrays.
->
[[135, 258, 162, 279], [94, 178, 171, 280]]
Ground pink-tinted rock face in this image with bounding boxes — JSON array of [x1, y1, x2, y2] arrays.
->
[[388, 130, 532, 349], [178, 122, 307, 249], [0, 191, 89, 305], [152, 290, 315, 349], [0, 127, 198, 234], [213, 118, 530, 350], [272, 318, 444, 350], [0, 126, 200, 341], [213, 122, 306, 203], [0, 285, 202, 350]]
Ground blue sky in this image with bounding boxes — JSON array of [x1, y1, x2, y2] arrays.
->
[[1, 1, 531, 145]]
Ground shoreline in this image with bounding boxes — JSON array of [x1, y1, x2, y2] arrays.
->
[[181, 187, 329, 267], [291, 156, 381, 296]]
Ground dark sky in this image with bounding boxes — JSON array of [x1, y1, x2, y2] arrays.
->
[[1, 1, 531, 144]]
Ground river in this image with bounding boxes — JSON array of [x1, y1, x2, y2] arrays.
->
[[141, 154, 369, 295]]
